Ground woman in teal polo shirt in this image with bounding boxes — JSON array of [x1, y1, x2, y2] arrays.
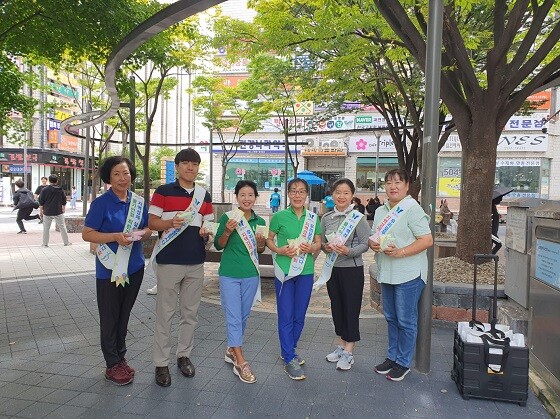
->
[[214, 180, 266, 384], [266, 178, 322, 381], [369, 168, 432, 382]]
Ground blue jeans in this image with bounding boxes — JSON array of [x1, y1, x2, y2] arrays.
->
[[275, 274, 313, 363], [220, 275, 260, 347], [381, 276, 425, 368]]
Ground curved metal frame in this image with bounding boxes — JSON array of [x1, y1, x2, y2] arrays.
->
[[60, 0, 225, 133]]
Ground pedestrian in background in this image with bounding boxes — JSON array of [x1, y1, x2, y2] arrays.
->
[[39, 174, 71, 247], [270, 187, 281, 213], [82, 156, 151, 385], [320, 179, 370, 371], [34, 176, 48, 223], [70, 186, 77, 209], [323, 190, 335, 212], [148, 148, 214, 388], [13, 179, 40, 234], [352, 197, 365, 214], [365, 196, 382, 220], [369, 169, 432, 381], [266, 178, 322, 381], [214, 180, 266, 384]]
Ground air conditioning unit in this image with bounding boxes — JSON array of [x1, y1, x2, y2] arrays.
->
[[329, 139, 344, 148], [305, 138, 315, 147], [319, 140, 331, 148]]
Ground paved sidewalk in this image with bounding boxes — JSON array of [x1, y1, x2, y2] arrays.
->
[[0, 205, 549, 418]]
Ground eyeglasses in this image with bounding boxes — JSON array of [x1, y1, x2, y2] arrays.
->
[[289, 189, 307, 196]]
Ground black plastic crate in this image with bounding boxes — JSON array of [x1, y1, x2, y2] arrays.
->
[[452, 329, 529, 406]]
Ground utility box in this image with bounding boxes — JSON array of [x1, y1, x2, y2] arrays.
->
[[528, 202, 560, 399], [503, 198, 549, 308]]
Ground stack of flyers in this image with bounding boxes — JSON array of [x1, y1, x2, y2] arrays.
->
[[379, 234, 396, 251], [325, 232, 345, 246], [177, 210, 195, 224], [202, 221, 219, 236], [126, 230, 144, 241], [255, 225, 269, 237], [229, 208, 245, 223]]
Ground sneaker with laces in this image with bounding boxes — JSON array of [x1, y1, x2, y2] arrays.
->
[[105, 364, 133, 385], [284, 358, 306, 380], [326, 345, 345, 363], [374, 358, 395, 375], [233, 361, 256, 384], [225, 347, 236, 364], [386, 363, 410, 381], [146, 285, 157, 295], [336, 351, 354, 371], [119, 358, 135, 376]]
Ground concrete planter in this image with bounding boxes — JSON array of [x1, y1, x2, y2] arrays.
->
[[369, 265, 505, 323]]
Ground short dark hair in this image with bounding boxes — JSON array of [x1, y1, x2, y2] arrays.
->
[[234, 180, 258, 197], [332, 178, 355, 194], [175, 148, 201, 164], [385, 168, 410, 184], [15, 180, 24, 188], [287, 178, 309, 193], [48, 174, 58, 184], [274, 188, 278, 192], [41, 176, 48, 181], [98, 156, 136, 184]]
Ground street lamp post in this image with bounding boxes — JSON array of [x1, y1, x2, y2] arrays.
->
[[373, 130, 381, 197]]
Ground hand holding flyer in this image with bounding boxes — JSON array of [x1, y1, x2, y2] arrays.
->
[[379, 234, 396, 251], [177, 210, 194, 224], [229, 208, 245, 223], [255, 225, 269, 237], [126, 230, 144, 241], [326, 232, 345, 247], [202, 221, 219, 236]]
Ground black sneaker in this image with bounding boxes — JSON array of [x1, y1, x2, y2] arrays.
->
[[374, 358, 395, 375], [386, 363, 410, 381]]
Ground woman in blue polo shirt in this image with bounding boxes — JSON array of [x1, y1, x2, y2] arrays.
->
[[266, 178, 322, 381], [214, 180, 266, 384], [82, 156, 151, 386]]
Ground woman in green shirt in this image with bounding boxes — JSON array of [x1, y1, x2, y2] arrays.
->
[[266, 178, 322, 380], [214, 180, 266, 384]]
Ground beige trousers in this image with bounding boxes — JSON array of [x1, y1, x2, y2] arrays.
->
[[153, 263, 204, 367]]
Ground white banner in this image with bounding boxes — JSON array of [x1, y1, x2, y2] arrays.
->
[[442, 134, 548, 152], [348, 135, 395, 153], [505, 114, 548, 131]]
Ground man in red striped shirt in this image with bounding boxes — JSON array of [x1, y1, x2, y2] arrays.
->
[[148, 148, 213, 387]]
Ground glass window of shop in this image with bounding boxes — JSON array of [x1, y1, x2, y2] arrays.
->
[[438, 157, 462, 197], [356, 157, 399, 192], [224, 159, 294, 190], [495, 158, 541, 198]]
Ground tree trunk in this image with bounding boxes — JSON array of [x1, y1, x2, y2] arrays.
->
[[455, 122, 498, 263]]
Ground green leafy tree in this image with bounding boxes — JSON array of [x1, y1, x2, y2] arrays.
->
[[123, 16, 205, 201], [374, 0, 560, 261], [212, 4, 452, 200], [192, 74, 270, 202], [0, 54, 36, 147]]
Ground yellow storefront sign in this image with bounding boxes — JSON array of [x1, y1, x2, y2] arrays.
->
[[438, 177, 461, 197]]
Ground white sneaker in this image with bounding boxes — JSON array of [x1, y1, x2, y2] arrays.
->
[[336, 351, 354, 371], [326, 345, 344, 363], [146, 285, 157, 295]]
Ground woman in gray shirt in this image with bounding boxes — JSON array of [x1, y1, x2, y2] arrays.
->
[[320, 178, 370, 371]]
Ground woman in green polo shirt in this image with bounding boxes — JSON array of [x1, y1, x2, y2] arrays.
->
[[266, 178, 322, 381], [214, 180, 266, 384]]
